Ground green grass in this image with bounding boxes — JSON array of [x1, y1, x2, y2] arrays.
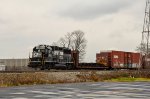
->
[[106, 77, 150, 82]]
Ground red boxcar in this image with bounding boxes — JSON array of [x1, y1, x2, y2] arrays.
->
[[96, 51, 111, 67], [111, 51, 125, 68], [132, 53, 140, 68], [124, 52, 132, 68], [96, 50, 141, 69]]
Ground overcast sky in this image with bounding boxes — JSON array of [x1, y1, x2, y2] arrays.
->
[[0, 0, 146, 62]]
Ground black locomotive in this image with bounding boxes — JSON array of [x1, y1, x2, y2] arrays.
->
[[28, 45, 79, 70]]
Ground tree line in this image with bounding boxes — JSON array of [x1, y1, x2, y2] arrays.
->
[[53, 30, 87, 62]]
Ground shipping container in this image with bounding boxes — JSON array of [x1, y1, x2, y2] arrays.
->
[[132, 53, 140, 68], [96, 51, 111, 67], [111, 51, 125, 68], [124, 52, 132, 68], [96, 50, 141, 69]]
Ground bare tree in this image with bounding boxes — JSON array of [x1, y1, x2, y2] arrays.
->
[[65, 32, 72, 48], [136, 43, 148, 55], [57, 30, 87, 62], [58, 37, 66, 47], [71, 30, 87, 61]]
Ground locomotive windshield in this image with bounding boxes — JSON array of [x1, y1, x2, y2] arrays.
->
[[32, 45, 52, 58]]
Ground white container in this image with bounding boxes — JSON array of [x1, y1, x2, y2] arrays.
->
[[0, 65, 6, 71], [132, 63, 141, 68]]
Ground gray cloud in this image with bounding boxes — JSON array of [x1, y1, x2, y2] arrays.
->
[[0, 18, 9, 25], [59, 0, 134, 20], [0, 0, 145, 62], [109, 32, 124, 39]]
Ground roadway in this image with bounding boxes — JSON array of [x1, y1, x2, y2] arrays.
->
[[0, 82, 150, 99]]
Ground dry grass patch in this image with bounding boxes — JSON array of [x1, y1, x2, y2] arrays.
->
[[76, 70, 150, 82], [0, 73, 50, 87], [76, 71, 101, 82], [0, 72, 79, 87], [0, 70, 150, 87]]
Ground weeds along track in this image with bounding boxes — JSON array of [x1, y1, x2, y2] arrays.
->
[[0, 69, 147, 73]]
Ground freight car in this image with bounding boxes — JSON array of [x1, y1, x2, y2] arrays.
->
[[96, 50, 141, 69]]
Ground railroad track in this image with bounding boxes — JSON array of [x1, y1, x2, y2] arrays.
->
[[0, 69, 147, 73], [0, 69, 113, 73]]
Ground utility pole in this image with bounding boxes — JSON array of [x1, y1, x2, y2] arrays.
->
[[141, 0, 150, 69]]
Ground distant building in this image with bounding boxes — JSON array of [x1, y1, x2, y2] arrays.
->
[[0, 59, 29, 67], [0, 59, 29, 71]]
